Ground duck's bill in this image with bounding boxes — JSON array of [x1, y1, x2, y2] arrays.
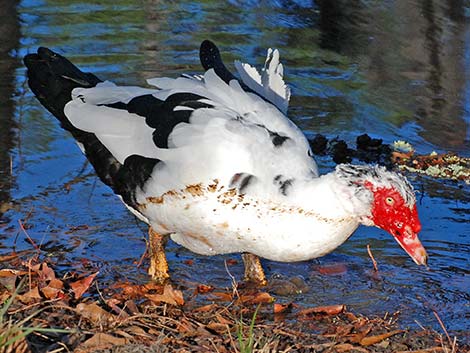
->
[[395, 226, 428, 266]]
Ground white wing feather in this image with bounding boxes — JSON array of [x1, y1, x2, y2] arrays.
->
[[64, 100, 161, 163], [72, 81, 157, 105], [234, 48, 291, 114]]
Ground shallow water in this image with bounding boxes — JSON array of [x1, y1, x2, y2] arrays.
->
[[1, 0, 469, 339]]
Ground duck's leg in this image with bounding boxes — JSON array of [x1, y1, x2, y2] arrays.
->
[[148, 227, 170, 283], [241, 253, 267, 286]]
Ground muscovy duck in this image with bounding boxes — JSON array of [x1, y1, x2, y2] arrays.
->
[[24, 41, 427, 284]]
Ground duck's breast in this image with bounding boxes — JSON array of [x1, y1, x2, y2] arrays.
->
[[138, 180, 359, 262]]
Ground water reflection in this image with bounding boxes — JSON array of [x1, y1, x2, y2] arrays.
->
[[315, 0, 470, 150], [0, 0, 20, 221]]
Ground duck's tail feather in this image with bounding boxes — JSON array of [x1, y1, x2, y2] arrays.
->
[[24, 47, 101, 133], [24, 48, 158, 211]]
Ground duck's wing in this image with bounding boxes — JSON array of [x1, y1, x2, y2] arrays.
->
[[26, 44, 317, 214], [66, 61, 317, 198], [199, 40, 291, 114]]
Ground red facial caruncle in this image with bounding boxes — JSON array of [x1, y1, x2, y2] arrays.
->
[[365, 181, 428, 266]]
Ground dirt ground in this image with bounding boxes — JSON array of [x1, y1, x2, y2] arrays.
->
[[0, 251, 466, 353]]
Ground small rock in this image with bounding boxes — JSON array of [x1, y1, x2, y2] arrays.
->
[[309, 134, 328, 155]]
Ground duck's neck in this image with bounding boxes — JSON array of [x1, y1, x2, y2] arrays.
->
[[289, 169, 374, 225]]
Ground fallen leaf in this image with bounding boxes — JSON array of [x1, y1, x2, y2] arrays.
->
[[0, 290, 10, 303], [142, 282, 165, 292], [360, 330, 404, 346], [395, 348, 446, 353], [146, 284, 184, 306], [194, 303, 218, 313], [176, 318, 196, 333], [333, 324, 354, 337], [77, 332, 127, 351], [126, 325, 150, 338], [113, 329, 134, 340], [17, 286, 42, 304], [274, 303, 292, 314], [112, 281, 165, 300], [76, 302, 116, 325], [315, 263, 348, 275], [0, 253, 19, 262], [352, 317, 369, 329], [70, 271, 99, 299], [0, 269, 28, 277], [124, 299, 140, 314], [298, 304, 345, 316], [106, 298, 129, 318], [347, 327, 372, 344], [391, 151, 414, 162], [209, 292, 233, 302], [206, 322, 227, 334], [115, 283, 144, 298], [344, 311, 358, 322], [0, 274, 18, 292], [37, 275, 65, 300], [40, 284, 64, 300], [37, 262, 57, 282], [196, 284, 214, 294], [215, 313, 232, 325], [195, 325, 214, 338], [333, 343, 369, 353], [241, 292, 274, 304], [225, 259, 238, 266], [267, 278, 302, 296]]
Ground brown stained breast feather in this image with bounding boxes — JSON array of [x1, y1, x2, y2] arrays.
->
[[143, 182, 353, 224]]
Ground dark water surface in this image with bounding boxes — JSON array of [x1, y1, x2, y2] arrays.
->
[[1, 0, 469, 339]]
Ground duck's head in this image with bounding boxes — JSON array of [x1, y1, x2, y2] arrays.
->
[[336, 164, 428, 266]]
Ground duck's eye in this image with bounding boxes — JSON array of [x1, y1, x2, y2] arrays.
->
[[385, 197, 395, 206]]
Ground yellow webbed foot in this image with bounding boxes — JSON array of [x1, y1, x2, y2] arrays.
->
[[242, 253, 267, 286], [148, 227, 170, 284]]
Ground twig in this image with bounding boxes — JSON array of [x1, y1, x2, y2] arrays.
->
[[136, 238, 148, 269], [95, 281, 106, 304], [451, 336, 457, 353], [18, 219, 40, 251], [48, 344, 68, 353], [48, 347, 67, 353], [224, 259, 240, 301], [226, 323, 238, 353], [208, 338, 221, 353], [367, 244, 378, 272], [414, 319, 426, 331], [432, 310, 456, 352], [8, 298, 62, 315], [13, 207, 35, 250]]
